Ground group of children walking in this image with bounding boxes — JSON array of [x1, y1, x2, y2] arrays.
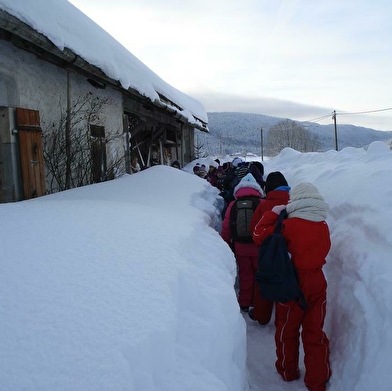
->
[[216, 157, 331, 391]]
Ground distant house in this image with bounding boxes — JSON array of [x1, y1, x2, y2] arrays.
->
[[0, 2, 208, 202]]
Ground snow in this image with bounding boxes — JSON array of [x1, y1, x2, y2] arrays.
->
[[1, 141, 392, 390], [0, 0, 207, 125], [2, 0, 392, 389], [1, 166, 244, 391]]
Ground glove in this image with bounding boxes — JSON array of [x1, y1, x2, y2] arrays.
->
[[271, 204, 286, 215]]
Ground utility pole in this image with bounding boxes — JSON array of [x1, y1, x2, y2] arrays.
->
[[260, 126, 264, 161], [65, 70, 71, 189], [332, 110, 338, 151]]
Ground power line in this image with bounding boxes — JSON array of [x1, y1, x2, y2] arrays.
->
[[337, 107, 392, 116], [304, 113, 332, 123], [304, 106, 392, 124]]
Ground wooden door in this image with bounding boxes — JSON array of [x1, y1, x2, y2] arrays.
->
[[16, 108, 46, 199]]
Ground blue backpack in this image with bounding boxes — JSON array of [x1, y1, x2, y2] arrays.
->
[[255, 210, 307, 309]]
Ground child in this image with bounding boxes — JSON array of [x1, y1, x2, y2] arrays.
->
[[249, 171, 290, 325], [220, 173, 264, 312], [253, 182, 331, 391]]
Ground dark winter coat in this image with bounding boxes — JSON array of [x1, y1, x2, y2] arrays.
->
[[253, 210, 330, 270]]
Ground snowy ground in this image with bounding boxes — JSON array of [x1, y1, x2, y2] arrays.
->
[[2, 142, 392, 390]]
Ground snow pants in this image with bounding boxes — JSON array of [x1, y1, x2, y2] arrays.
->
[[274, 268, 331, 391], [235, 254, 258, 307], [252, 282, 274, 325]]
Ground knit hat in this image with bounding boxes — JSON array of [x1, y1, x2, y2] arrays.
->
[[286, 182, 329, 221], [234, 173, 264, 197], [209, 160, 219, 168], [264, 171, 288, 194], [240, 173, 256, 183], [250, 164, 265, 188], [232, 157, 243, 168], [289, 182, 324, 202], [193, 163, 200, 173], [250, 161, 264, 176], [171, 160, 180, 169]]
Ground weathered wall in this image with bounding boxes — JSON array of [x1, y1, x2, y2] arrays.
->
[[0, 39, 126, 197]]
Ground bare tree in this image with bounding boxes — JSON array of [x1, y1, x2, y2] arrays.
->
[[192, 134, 208, 159], [43, 93, 125, 194], [267, 119, 321, 155]]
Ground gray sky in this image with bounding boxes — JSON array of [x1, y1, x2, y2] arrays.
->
[[68, 0, 392, 131]]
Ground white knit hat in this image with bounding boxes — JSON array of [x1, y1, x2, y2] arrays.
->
[[286, 182, 328, 221], [289, 182, 324, 202], [232, 157, 243, 167], [234, 173, 263, 197], [241, 173, 256, 183]]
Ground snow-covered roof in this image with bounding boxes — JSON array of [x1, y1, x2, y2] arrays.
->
[[0, 0, 208, 130]]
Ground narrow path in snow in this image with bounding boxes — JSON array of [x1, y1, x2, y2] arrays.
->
[[243, 309, 306, 391]]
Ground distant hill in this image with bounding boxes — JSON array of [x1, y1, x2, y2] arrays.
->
[[197, 112, 392, 156]]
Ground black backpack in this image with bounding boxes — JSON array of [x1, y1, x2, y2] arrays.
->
[[230, 196, 260, 243], [255, 210, 307, 309]]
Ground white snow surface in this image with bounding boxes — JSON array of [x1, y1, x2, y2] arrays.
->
[[1, 142, 392, 390], [0, 0, 207, 124]]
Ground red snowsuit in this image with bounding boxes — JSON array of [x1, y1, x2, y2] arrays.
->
[[249, 189, 290, 324], [220, 185, 263, 307], [253, 211, 331, 391]]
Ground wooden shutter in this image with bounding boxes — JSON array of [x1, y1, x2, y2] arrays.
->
[[16, 108, 46, 199]]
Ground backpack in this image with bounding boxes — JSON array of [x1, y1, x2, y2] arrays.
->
[[230, 196, 260, 243], [255, 210, 307, 309]]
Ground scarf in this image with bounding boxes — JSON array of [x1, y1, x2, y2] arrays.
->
[[286, 198, 329, 222]]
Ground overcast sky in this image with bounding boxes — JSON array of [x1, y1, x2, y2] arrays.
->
[[67, 0, 392, 131]]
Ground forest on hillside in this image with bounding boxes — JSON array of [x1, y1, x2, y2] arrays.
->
[[197, 112, 392, 156]]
